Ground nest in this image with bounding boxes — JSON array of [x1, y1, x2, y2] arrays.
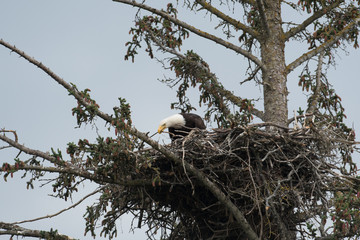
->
[[100, 123, 355, 240]]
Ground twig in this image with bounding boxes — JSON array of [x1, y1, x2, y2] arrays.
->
[[246, 139, 263, 238], [248, 122, 291, 131], [11, 186, 106, 225], [287, 112, 314, 125], [182, 133, 195, 195], [0, 146, 11, 150], [0, 163, 159, 186], [240, 66, 261, 85], [0, 129, 18, 142], [0, 132, 62, 166], [307, 51, 325, 114]]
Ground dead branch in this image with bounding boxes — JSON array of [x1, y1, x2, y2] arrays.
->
[[0, 132, 61, 166], [195, 0, 260, 38], [11, 186, 105, 225], [0, 222, 74, 239]]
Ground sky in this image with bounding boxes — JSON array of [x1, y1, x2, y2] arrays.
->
[[0, 0, 360, 239]]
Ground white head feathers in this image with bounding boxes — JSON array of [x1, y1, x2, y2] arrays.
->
[[159, 114, 186, 129]]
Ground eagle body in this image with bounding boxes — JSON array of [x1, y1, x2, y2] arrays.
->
[[158, 113, 206, 141]]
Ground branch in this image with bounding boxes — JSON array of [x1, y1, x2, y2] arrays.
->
[[0, 222, 74, 240], [284, 0, 344, 40], [0, 132, 63, 166], [195, 0, 260, 38], [0, 39, 260, 240], [11, 186, 105, 225], [287, 112, 314, 125], [0, 38, 112, 131], [307, 51, 325, 114], [255, 0, 270, 35], [112, 0, 265, 71], [0, 163, 159, 187], [286, 16, 360, 74], [0, 129, 18, 142], [150, 35, 265, 121]]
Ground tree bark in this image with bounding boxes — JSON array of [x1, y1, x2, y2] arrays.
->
[[260, 0, 288, 127]]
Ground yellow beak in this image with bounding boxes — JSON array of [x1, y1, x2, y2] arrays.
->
[[158, 124, 167, 134]]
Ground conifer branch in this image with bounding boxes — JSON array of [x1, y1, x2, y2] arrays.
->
[[0, 38, 260, 240], [286, 16, 360, 74], [284, 0, 344, 40], [195, 0, 260, 38], [150, 34, 265, 121], [112, 0, 265, 70]]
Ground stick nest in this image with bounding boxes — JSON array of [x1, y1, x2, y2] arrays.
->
[[100, 123, 356, 240]]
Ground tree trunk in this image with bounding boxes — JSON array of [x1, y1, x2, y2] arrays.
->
[[260, 0, 288, 127]]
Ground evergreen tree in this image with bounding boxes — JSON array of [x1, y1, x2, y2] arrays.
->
[[1, 0, 360, 239]]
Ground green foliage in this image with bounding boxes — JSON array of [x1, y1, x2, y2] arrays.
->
[[125, 3, 189, 62], [331, 190, 360, 238], [50, 148, 66, 166], [298, 63, 347, 125], [308, 3, 360, 49], [306, 221, 317, 238], [246, 6, 262, 31], [111, 97, 133, 134], [52, 172, 79, 201], [166, 50, 255, 127], [69, 83, 100, 127]]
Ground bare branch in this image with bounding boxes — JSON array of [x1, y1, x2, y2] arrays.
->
[[112, 0, 266, 71], [240, 66, 261, 85], [286, 16, 360, 74], [307, 51, 325, 114], [284, 0, 344, 40], [287, 112, 314, 125], [0, 132, 62, 166], [12, 186, 105, 225], [195, 0, 260, 38], [0, 222, 74, 239], [0, 163, 159, 187], [0, 129, 18, 142]]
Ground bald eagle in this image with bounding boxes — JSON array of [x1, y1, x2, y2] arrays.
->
[[158, 113, 206, 141]]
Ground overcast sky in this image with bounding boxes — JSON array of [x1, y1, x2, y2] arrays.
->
[[1, 1, 360, 239]]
